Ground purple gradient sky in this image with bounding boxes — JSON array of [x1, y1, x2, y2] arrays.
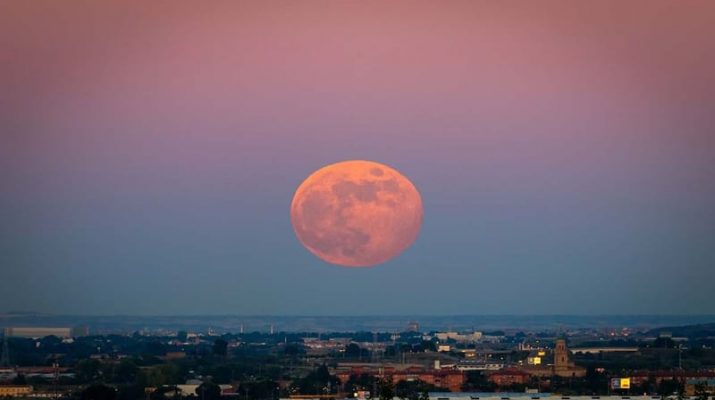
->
[[1, 1, 714, 315]]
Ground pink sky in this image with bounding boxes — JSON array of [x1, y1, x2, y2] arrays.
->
[[1, 1, 714, 315]]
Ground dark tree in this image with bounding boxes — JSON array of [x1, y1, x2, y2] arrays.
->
[[116, 385, 145, 400], [345, 343, 368, 359], [114, 359, 139, 384], [211, 365, 234, 384], [421, 340, 437, 352], [344, 373, 377, 395], [284, 344, 305, 356], [295, 365, 341, 394], [462, 371, 496, 392], [196, 382, 222, 400], [12, 374, 27, 385], [238, 379, 280, 400], [658, 378, 683, 396], [694, 383, 709, 400], [213, 339, 229, 357], [82, 384, 117, 400], [395, 380, 439, 400], [151, 386, 181, 400], [384, 346, 397, 357], [76, 359, 102, 383], [378, 378, 395, 400], [143, 341, 167, 356], [653, 337, 676, 349]]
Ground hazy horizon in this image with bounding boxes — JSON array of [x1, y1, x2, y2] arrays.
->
[[3, 313, 714, 334], [4, 311, 715, 317]]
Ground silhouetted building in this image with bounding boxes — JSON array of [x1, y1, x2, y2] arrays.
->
[[553, 339, 586, 378], [522, 339, 586, 378], [489, 369, 530, 386]]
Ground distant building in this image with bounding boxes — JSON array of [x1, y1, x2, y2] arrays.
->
[[570, 347, 639, 354], [380, 369, 464, 392], [553, 339, 586, 378], [333, 363, 465, 392], [174, 384, 234, 397], [303, 338, 351, 356], [520, 339, 586, 378], [0, 386, 33, 397], [72, 326, 90, 337], [489, 369, 530, 386], [527, 356, 542, 365], [629, 371, 715, 387], [435, 331, 483, 343], [5, 327, 70, 339], [407, 321, 420, 332], [3, 326, 88, 339], [685, 378, 715, 396], [448, 362, 504, 371], [163, 351, 187, 361]]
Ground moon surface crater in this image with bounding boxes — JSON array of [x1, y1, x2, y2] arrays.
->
[[290, 160, 423, 267]]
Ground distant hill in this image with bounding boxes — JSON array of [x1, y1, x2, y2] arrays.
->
[[646, 322, 715, 338], [2, 313, 715, 334]]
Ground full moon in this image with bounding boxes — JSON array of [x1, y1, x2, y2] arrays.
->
[[290, 160, 423, 267]]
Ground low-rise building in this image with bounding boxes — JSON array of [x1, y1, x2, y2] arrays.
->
[[0, 386, 33, 397], [685, 378, 715, 396], [488, 369, 530, 386], [435, 332, 483, 344], [333, 364, 465, 392], [3, 326, 88, 339]]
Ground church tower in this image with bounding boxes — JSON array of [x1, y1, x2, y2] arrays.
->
[[554, 339, 568, 370], [552, 338, 586, 377]]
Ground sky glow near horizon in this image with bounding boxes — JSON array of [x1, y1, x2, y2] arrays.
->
[[1, 1, 714, 315]]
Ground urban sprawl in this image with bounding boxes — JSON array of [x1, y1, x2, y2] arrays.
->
[[1, 322, 714, 400]]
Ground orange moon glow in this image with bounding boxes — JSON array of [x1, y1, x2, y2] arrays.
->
[[290, 160, 423, 267]]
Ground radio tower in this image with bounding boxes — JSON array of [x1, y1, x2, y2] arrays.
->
[[1, 329, 10, 367]]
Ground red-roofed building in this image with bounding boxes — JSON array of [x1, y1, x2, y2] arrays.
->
[[488, 369, 530, 386], [334, 365, 465, 392]]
